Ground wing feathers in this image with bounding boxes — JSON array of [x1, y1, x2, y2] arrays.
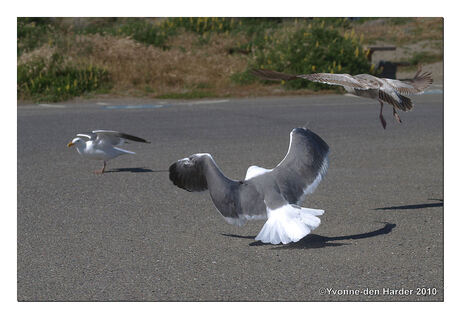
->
[[169, 157, 208, 192], [250, 69, 298, 81], [396, 69, 433, 94], [298, 73, 369, 89], [92, 130, 150, 143], [251, 69, 367, 89], [273, 128, 329, 204]]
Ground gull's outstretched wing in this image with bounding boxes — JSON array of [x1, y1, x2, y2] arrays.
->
[[271, 127, 329, 205], [169, 154, 209, 192], [92, 130, 150, 146], [251, 69, 370, 89], [385, 68, 433, 95], [298, 73, 371, 89]]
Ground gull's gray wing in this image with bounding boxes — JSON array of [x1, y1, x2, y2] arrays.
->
[[92, 130, 150, 146], [169, 154, 209, 192], [169, 154, 265, 226], [251, 69, 370, 90], [270, 127, 329, 205], [299, 73, 371, 89]]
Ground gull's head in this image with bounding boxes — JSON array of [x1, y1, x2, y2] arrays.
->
[[67, 137, 84, 148]]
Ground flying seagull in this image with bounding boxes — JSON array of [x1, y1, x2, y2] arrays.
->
[[169, 127, 329, 245], [251, 67, 433, 129], [67, 130, 150, 174]]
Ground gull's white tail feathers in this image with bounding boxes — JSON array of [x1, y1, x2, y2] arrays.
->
[[255, 205, 324, 244]]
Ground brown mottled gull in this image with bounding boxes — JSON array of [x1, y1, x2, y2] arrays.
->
[[251, 67, 433, 129]]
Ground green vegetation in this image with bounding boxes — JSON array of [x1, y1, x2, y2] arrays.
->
[[18, 18, 112, 101], [17, 53, 111, 102], [240, 25, 374, 90], [17, 18, 55, 56]]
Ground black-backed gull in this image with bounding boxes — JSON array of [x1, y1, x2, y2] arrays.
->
[[169, 127, 329, 245]]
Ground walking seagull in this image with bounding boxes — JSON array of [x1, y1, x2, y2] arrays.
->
[[67, 130, 150, 174], [169, 127, 329, 245], [251, 68, 433, 129]]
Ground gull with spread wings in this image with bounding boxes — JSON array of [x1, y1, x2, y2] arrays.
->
[[169, 127, 329, 245], [251, 68, 433, 129], [67, 130, 150, 174]]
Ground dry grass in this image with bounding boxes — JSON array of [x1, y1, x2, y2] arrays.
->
[[354, 18, 443, 46], [64, 32, 254, 97], [18, 45, 57, 65]]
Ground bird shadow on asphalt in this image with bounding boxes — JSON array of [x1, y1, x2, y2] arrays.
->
[[105, 167, 169, 173], [374, 199, 443, 211], [221, 222, 396, 250]]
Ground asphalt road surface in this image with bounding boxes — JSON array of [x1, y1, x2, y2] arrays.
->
[[18, 93, 443, 301]]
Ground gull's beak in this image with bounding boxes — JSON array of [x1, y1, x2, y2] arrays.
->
[[67, 142, 75, 147]]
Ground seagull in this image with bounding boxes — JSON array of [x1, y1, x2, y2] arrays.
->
[[67, 130, 150, 174], [251, 67, 433, 129], [169, 127, 329, 245]]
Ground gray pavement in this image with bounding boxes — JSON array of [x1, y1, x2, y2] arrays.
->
[[17, 93, 443, 301]]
